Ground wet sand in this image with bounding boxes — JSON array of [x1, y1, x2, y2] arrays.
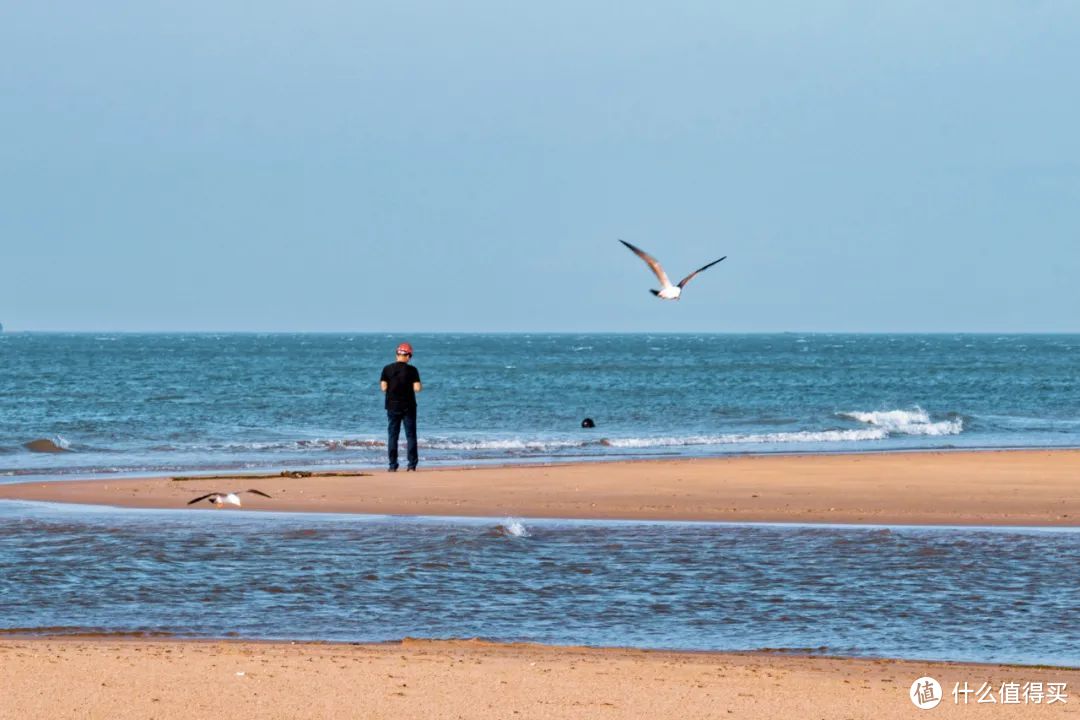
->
[[1, 449, 1077, 526], [1, 637, 1075, 720]]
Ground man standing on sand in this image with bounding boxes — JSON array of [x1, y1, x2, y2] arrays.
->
[[380, 342, 422, 472]]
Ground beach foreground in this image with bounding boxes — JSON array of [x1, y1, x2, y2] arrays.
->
[[1, 638, 1076, 720], [2, 449, 1078, 525]]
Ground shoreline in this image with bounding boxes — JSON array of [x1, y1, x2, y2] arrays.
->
[[2, 637, 1076, 719], [1, 448, 1077, 526], [11, 440, 1080, 482], [0, 630, 1074, 669]]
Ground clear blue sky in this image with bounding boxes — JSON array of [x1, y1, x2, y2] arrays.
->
[[2, 1, 1078, 332]]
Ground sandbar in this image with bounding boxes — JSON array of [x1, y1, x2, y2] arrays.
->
[[0, 449, 1077, 526]]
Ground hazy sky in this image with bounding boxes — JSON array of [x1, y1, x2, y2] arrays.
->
[[2, 1, 1079, 332]]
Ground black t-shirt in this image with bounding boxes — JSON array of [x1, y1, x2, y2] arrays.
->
[[380, 362, 421, 411]]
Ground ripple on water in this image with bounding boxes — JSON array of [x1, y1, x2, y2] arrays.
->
[[0, 506, 1076, 666]]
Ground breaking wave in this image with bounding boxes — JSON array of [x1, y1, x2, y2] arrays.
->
[[838, 408, 963, 437], [601, 429, 888, 448], [152, 438, 388, 453], [166, 438, 586, 453], [603, 409, 961, 449], [2, 407, 967, 480], [495, 518, 531, 537], [23, 437, 72, 453], [419, 438, 587, 451], [125, 410, 964, 458]]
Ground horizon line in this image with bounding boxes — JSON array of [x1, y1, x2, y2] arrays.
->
[[4, 329, 1080, 336]]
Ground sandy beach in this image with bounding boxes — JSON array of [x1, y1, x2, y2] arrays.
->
[[1, 637, 1076, 720], [2, 449, 1077, 526]]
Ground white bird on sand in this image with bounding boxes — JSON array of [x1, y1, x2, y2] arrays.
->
[[619, 240, 726, 300], [187, 489, 272, 508]]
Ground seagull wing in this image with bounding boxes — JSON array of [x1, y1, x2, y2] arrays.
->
[[245, 489, 272, 498], [677, 256, 726, 289], [187, 493, 218, 505], [619, 240, 673, 288]]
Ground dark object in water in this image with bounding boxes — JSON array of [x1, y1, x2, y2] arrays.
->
[[581, 418, 595, 429]]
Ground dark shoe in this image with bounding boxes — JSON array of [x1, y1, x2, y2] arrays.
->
[[406, 466, 417, 472], [388, 467, 398, 472]]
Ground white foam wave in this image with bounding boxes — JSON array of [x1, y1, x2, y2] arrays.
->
[[121, 409, 963, 461], [838, 408, 962, 437], [183, 438, 387, 452], [602, 428, 888, 448], [500, 518, 530, 537], [187, 437, 589, 453], [297, 439, 384, 450], [420, 438, 587, 451]]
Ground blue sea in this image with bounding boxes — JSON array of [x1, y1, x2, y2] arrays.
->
[[2, 333, 1079, 479], [1, 333, 1077, 664]]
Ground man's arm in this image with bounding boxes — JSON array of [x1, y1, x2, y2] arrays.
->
[[413, 381, 422, 393], [381, 381, 388, 393]]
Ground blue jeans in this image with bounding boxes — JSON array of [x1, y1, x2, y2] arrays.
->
[[386, 408, 418, 470]]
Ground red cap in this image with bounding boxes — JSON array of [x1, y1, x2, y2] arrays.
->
[[396, 342, 413, 356]]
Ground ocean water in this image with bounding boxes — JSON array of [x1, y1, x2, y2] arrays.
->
[[1, 333, 1078, 480], [2, 334, 1078, 665], [0, 502, 1076, 666]]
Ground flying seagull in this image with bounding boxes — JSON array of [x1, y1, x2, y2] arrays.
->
[[187, 489, 272, 508], [619, 240, 726, 300]]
